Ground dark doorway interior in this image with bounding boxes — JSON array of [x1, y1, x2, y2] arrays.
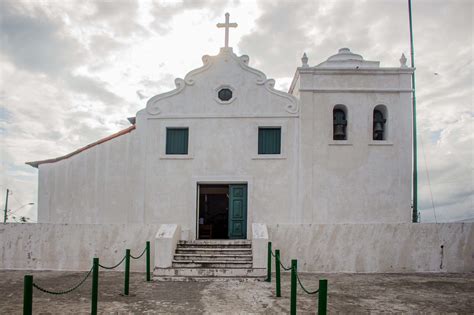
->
[[198, 184, 229, 239]]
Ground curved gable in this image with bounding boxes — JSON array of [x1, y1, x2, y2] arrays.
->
[[142, 48, 298, 118]]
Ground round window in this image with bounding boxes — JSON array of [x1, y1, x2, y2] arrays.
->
[[218, 88, 233, 101]]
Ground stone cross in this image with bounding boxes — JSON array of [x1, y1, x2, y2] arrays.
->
[[217, 13, 238, 48]]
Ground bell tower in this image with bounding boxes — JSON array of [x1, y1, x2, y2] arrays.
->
[[290, 48, 414, 224]]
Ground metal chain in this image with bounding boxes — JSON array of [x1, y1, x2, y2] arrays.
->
[[296, 272, 319, 295], [279, 261, 292, 271], [130, 247, 147, 260], [271, 250, 292, 270], [32, 266, 93, 295], [271, 249, 319, 294], [99, 255, 126, 270]]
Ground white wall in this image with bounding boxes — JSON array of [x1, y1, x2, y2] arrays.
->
[[0, 223, 159, 271], [268, 223, 474, 273], [142, 117, 299, 239], [36, 48, 415, 235], [36, 48, 301, 239], [295, 67, 413, 224], [38, 131, 144, 224], [2, 223, 472, 273]]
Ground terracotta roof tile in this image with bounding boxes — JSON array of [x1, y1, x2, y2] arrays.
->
[[26, 125, 136, 168]]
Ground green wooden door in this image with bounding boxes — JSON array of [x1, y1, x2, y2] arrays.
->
[[228, 184, 247, 239]]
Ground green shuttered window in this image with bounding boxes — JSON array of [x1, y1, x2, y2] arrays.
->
[[166, 128, 189, 154], [258, 127, 281, 154]]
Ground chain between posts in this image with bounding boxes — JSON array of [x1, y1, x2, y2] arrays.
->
[[279, 260, 292, 271], [98, 255, 126, 270], [268, 242, 328, 315], [295, 272, 319, 295], [24, 242, 151, 315], [271, 249, 292, 271], [130, 246, 147, 260], [32, 266, 93, 295]]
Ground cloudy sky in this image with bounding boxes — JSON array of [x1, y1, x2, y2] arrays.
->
[[0, 0, 472, 223]]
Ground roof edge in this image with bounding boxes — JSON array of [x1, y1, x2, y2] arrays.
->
[[26, 125, 136, 168]]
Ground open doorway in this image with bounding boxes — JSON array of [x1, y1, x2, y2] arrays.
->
[[198, 184, 229, 239]]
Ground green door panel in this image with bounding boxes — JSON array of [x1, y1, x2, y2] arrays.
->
[[228, 185, 247, 239]]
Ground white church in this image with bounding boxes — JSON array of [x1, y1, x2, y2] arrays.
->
[[10, 14, 471, 278]]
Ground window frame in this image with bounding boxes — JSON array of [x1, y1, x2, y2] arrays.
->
[[252, 122, 287, 160], [258, 127, 282, 155], [160, 124, 194, 159], [166, 127, 189, 155]]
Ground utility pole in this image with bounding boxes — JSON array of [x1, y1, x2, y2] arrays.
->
[[408, 0, 418, 223], [3, 189, 9, 224]]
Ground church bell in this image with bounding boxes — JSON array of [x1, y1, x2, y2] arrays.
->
[[334, 124, 346, 137], [373, 110, 386, 140], [333, 109, 347, 140]]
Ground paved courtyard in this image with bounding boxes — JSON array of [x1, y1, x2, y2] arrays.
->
[[0, 270, 473, 313]]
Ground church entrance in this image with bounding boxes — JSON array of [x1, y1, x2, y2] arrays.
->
[[197, 184, 247, 240]]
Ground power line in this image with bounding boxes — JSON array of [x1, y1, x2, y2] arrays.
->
[[11, 191, 25, 207], [420, 135, 438, 223]]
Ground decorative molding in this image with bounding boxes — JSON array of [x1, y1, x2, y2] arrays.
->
[[146, 78, 186, 115], [252, 155, 286, 160], [227, 49, 299, 114], [328, 141, 353, 146], [184, 55, 213, 85], [147, 114, 299, 120], [146, 55, 213, 115], [299, 88, 414, 93], [399, 53, 408, 68], [264, 79, 299, 113], [145, 47, 299, 115], [298, 68, 414, 75], [240, 55, 249, 64], [368, 142, 394, 146], [159, 156, 194, 160], [301, 53, 309, 68]]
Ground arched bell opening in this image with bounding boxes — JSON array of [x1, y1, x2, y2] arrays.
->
[[333, 105, 348, 140], [373, 105, 388, 141]]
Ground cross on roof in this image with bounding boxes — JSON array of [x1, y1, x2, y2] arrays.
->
[[216, 13, 237, 48]]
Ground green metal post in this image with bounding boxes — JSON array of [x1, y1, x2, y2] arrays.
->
[[266, 241, 272, 282], [91, 258, 99, 315], [318, 279, 328, 315], [275, 249, 281, 297], [408, 0, 418, 223], [23, 275, 33, 315], [146, 241, 151, 282], [290, 259, 297, 315], [124, 249, 130, 295]]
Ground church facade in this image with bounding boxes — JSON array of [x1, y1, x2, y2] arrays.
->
[[27, 45, 414, 241], [6, 15, 470, 275]]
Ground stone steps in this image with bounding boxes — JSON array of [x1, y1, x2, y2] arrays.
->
[[178, 240, 251, 246], [155, 267, 266, 278], [174, 254, 252, 261], [154, 240, 265, 281], [177, 243, 251, 249], [172, 261, 253, 269], [154, 276, 263, 282], [175, 248, 252, 255]]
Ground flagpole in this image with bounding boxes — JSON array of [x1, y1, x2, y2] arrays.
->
[[408, 0, 418, 223]]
